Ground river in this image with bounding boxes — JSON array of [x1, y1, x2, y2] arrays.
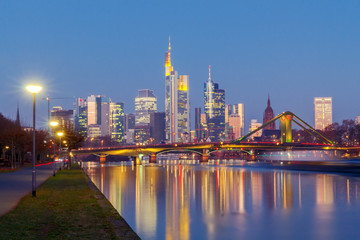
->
[[83, 160, 360, 240]]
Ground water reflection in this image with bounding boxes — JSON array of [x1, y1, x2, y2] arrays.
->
[[84, 162, 360, 240]]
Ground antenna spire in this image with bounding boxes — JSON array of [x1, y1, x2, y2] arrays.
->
[[168, 35, 171, 52], [208, 65, 211, 81]]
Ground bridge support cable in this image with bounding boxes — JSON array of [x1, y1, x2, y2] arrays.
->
[[232, 111, 334, 145], [291, 113, 334, 145], [233, 114, 283, 143]]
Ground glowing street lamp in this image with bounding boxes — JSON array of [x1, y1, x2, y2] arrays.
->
[[50, 121, 59, 176], [26, 84, 42, 197]]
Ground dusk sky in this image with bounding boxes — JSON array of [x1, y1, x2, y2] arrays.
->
[[1, 0, 359, 129]]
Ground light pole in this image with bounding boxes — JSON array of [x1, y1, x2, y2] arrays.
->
[[50, 121, 59, 176], [57, 132, 64, 169], [26, 85, 42, 197]]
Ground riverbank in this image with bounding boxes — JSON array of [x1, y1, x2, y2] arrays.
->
[[0, 165, 140, 240]]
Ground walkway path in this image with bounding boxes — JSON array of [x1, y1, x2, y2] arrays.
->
[[0, 163, 58, 217]]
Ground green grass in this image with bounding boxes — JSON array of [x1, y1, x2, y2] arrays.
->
[[0, 168, 17, 173], [0, 166, 139, 240]]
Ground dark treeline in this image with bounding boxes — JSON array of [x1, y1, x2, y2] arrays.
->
[[0, 113, 83, 168]]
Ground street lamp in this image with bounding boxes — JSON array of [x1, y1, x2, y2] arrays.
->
[[26, 84, 42, 197], [50, 121, 59, 176], [57, 132, 64, 168]]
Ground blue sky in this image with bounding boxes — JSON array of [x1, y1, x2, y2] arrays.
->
[[1, 0, 359, 129]]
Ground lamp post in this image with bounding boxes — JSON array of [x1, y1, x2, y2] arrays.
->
[[26, 85, 42, 197], [50, 121, 59, 176], [57, 132, 64, 169]]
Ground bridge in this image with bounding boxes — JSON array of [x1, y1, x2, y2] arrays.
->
[[71, 111, 360, 164]]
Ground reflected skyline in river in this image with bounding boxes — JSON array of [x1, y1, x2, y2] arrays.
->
[[84, 161, 360, 239]]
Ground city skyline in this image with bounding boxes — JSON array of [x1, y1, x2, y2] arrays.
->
[[1, 1, 360, 129]]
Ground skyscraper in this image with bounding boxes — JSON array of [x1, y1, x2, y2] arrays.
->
[[86, 95, 111, 138], [232, 103, 245, 137], [165, 37, 190, 143], [135, 89, 157, 125], [204, 65, 225, 141], [74, 97, 87, 137], [150, 112, 166, 144], [263, 95, 275, 130], [110, 102, 125, 143], [314, 97, 332, 130], [51, 106, 74, 130]]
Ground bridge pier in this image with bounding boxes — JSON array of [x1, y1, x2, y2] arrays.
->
[[149, 153, 157, 163], [135, 155, 142, 165], [200, 149, 209, 163], [99, 154, 107, 164], [280, 114, 293, 143]]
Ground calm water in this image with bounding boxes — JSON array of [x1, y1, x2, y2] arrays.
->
[[83, 160, 360, 240]]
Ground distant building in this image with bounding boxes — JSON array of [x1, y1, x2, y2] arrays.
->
[[135, 89, 157, 125], [110, 102, 125, 143], [233, 103, 245, 137], [224, 104, 232, 140], [249, 119, 262, 140], [204, 65, 225, 141], [126, 129, 135, 144], [51, 106, 74, 130], [74, 97, 87, 137], [86, 95, 110, 137], [263, 96, 275, 130], [87, 124, 101, 138], [165, 38, 190, 143], [150, 112, 165, 144], [135, 125, 151, 144], [229, 114, 241, 140], [314, 97, 332, 131], [355, 116, 360, 125], [125, 113, 135, 132]]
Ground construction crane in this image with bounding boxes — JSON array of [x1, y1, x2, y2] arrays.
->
[[42, 96, 75, 131]]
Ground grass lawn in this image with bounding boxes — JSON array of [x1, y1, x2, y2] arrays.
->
[[0, 166, 139, 240]]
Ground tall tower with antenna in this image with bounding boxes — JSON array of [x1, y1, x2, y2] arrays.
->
[[165, 37, 190, 143]]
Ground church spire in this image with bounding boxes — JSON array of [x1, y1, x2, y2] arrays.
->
[[15, 103, 21, 129]]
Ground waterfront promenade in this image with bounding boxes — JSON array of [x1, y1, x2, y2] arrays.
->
[[0, 164, 54, 217]]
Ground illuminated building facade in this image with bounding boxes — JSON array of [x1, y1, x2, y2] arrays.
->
[[263, 96, 275, 130], [204, 65, 225, 141], [135, 125, 151, 144], [224, 104, 232, 139], [165, 37, 190, 143], [314, 97, 332, 131], [85, 94, 122, 139], [51, 106, 74, 130], [232, 103, 245, 138], [125, 113, 135, 144], [249, 119, 262, 139], [110, 102, 125, 143], [135, 89, 157, 125], [74, 97, 87, 137]]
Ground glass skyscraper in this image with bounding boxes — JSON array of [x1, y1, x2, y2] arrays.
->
[[165, 37, 190, 143], [314, 97, 332, 131], [110, 102, 125, 143], [135, 89, 157, 126], [204, 65, 225, 142]]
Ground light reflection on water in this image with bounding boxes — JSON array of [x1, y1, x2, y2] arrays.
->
[[83, 161, 360, 240]]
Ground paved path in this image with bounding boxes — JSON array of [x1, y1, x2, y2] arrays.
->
[[0, 163, 59, 217]]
